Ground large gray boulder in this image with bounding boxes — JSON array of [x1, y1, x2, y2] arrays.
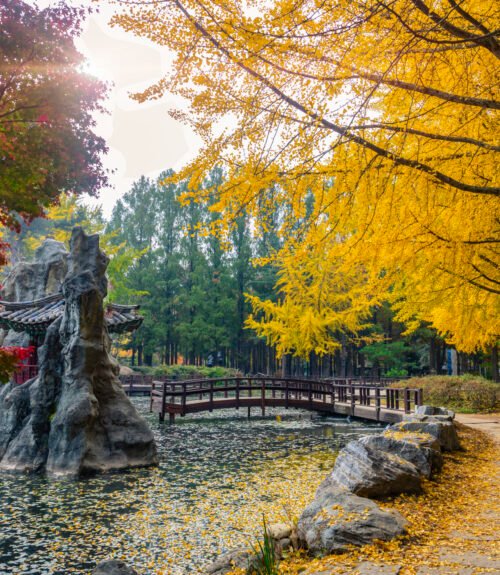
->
[[0, 228, 158, 476], [0, 239, 68, 347], [391, 416, 460, 451], [93, 560, 138, 575], [297, 479, 407, 555], [359, 430, 443, 478], [329, 440, 422, 498]]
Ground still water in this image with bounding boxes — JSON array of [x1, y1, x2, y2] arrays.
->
[[0, 399, 380, 575]]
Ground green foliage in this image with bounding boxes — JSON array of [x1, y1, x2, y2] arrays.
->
[[360, 341, 417, 375], [393, 375, 500, 413], [0, 350, 19, 384], [132, 364, 240, 379], [249, 517, 280, 575], [106, 168, 281, 369]]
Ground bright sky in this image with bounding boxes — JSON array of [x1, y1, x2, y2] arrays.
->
[[71, 2, 201, 216]]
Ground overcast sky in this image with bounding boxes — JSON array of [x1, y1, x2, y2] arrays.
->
[[73, 3, 201, 216]]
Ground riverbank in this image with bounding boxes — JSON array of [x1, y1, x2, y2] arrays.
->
[[276, 418, 499, 575]]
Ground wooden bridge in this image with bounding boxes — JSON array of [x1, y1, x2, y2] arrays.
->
[[150, 377, 423, 424]]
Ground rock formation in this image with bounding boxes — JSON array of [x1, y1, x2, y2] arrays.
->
[[0, 228, 158, 477], [329, 439, 423, 498], [207, 405, 460, 567], [0, 238, 68, 347], [297, 478, 408, 555]]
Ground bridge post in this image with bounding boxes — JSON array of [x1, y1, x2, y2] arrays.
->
[[236, 379, 240, 410], [160, 381, 167, 423], [308, 380, 313, 409], [285, 380, 289, 409], [375, 387, 381, 421], [350, 382, 355, 416], [149, 380, 155, 413], [169, 412, 175, 425], [182, 382, 187, 416], [404, 388, 411, 413], [261, 380, 265, 416], [416, 388, 423, 407], [209, 381, 214, 412], [247, 406, 251, 418]]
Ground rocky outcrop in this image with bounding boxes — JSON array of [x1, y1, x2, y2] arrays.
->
[[294, 405, 461, 559], [359, 430, 443, 478], [93, 560, 138, 575], [328, 440, 422, 498], [392, 414, 460, 451], [207, 405, 460, 567], [297, 478, 407, 555], [0, 239, 68, 347], [0, 228, 158, 477]]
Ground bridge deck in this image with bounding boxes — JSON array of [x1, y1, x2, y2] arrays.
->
[[149, 377, 423, 424]]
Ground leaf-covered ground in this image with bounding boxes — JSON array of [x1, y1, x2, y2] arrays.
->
[[276, 423, 499, 575]]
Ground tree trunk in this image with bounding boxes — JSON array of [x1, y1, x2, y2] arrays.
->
[[491, 345, 499, 382]]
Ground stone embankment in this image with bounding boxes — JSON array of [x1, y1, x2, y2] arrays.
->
[[207, 405, 460, 574]]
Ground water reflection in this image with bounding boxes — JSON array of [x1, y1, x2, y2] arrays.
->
[[0, 399, 380, 575]]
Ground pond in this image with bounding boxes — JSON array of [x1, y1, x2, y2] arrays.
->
[[0, 399, 381, 575]]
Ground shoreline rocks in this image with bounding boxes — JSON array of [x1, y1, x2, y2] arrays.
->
[[297, 479, 408, 555], [292, 405, 459, 559], [206, 404, 460, 572], [329, 440, 422, 498], [93, 560, 138, 575]]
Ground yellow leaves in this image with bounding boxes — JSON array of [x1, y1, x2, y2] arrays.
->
[[281, 426, 499, 575], [113, 0, 499, 354]]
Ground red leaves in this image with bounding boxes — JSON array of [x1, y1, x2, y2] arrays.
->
[[1, 346, 36, 362], [0, 346, 36, 384]]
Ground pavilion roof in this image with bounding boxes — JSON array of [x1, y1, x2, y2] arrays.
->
[[0, 293, 143, 336]]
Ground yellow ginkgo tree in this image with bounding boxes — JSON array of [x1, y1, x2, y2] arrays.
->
[[113, 0, 499, 356]]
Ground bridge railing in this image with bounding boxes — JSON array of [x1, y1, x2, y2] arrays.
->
[[150, 377, 423, 422]]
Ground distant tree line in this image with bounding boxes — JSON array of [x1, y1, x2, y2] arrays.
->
[[1, 170, 496, 379], [106, 168, 282, 373]]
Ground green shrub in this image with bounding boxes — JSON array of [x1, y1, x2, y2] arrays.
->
[[392, 374, 500, 413], [149, 364, 241, 380]]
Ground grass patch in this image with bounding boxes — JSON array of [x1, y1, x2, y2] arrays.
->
[[391, 374, 499, 413]]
